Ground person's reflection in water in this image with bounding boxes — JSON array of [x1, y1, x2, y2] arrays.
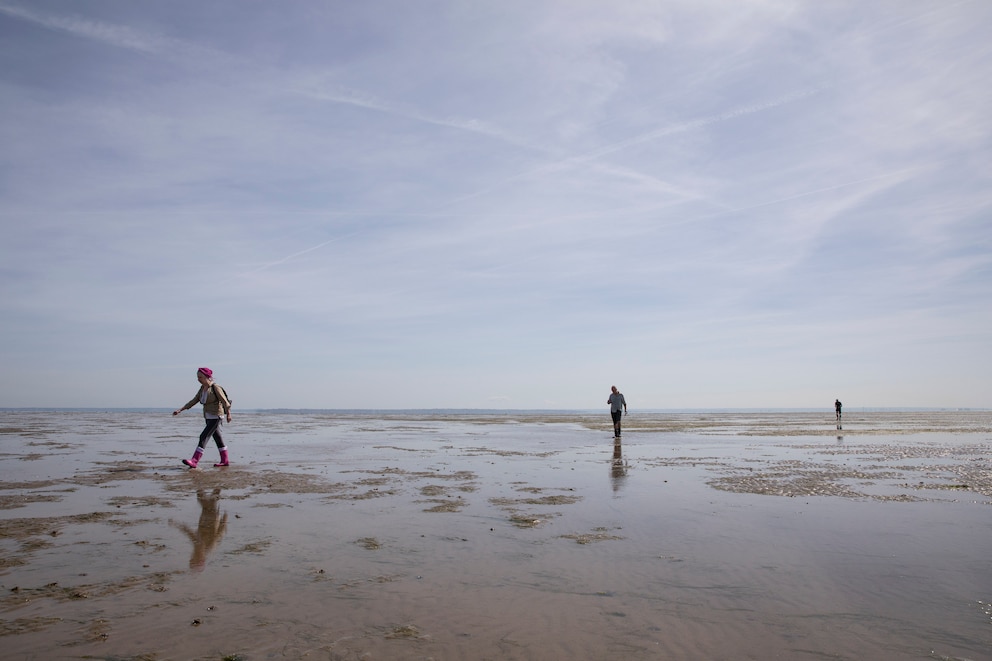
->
[[170, 488, 228, 571], [611, 438, 628, 493]]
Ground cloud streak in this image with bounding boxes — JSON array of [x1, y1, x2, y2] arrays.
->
[[0, 2, 535, 152], [441, 84, 826, 207]]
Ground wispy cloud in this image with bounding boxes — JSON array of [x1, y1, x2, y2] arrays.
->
[[0, 2, 534, 151], [441, 84, 826, 207], [0, 2, 227, 62]]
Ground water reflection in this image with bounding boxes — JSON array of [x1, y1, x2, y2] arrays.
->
[[611, 439, 628, 493], [169, 488, 228, 571]]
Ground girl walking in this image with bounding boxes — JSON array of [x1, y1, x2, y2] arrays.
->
[[173, 367, 232, 468]]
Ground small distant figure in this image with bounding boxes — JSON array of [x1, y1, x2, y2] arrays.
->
[[607, 386, 627, 438], [835, 399, 842, 421], [173, 367, 233, 468]]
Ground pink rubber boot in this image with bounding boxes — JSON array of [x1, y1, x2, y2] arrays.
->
[[182, 447, 204, 468], [214, 447, 230, 467]]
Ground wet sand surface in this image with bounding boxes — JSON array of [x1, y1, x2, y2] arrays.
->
[[1, 410, 990, 660]]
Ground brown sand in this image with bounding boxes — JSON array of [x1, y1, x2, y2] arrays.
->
[[1, 410, 990, 660]]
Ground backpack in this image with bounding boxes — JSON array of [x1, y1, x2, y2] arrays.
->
[[212, 384, 233, 407]]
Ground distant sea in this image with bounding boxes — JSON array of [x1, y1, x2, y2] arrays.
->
[[1, 406, 987, 414]]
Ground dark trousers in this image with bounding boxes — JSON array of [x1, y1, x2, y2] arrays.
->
[[198, 418, 224, 450], [611, 410, 622, 436]]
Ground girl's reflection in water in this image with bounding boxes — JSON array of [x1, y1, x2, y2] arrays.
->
[[169, 488, 228, 571]]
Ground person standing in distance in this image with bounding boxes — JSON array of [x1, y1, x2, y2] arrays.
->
[[173, 367, 233, 468], [835, 399, 842, 421], [608, 386, 627, 438]]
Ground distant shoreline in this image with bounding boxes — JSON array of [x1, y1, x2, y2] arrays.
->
[[1, 407, 989, 414]]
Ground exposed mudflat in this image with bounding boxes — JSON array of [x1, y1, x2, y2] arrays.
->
[[1, 410, 990, 660]]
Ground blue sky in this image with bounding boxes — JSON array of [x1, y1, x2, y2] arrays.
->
[[1, 1, 989, 410]]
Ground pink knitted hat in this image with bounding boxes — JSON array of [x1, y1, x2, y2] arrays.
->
[[197, 367, 213, 378]]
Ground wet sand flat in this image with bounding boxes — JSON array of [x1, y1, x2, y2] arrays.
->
[[1, 410, 990, 660]]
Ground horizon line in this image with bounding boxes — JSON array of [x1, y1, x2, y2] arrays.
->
[[1, 406, 989, 414]]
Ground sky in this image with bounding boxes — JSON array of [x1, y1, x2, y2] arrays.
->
[[1, 1, 990, 410]]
